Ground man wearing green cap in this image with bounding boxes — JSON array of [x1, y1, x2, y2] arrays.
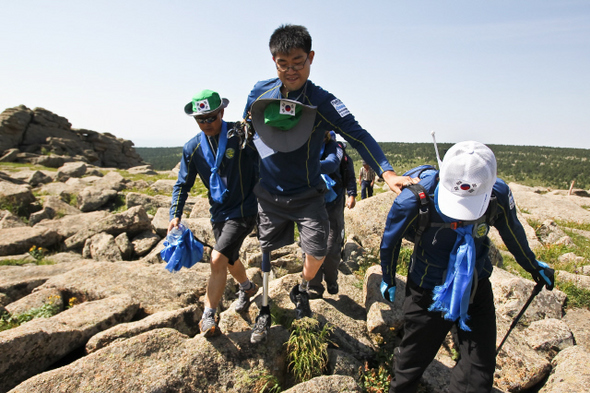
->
[[243, 24, 416, 343], [169, 89, 259, 338]]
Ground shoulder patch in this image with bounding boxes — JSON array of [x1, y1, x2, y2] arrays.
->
[[508, 189, 515, 210], [331, 99, 350, 118]]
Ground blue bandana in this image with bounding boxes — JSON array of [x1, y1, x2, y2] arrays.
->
[[429, 184, 476, 331], [200, 121, 229, 204]]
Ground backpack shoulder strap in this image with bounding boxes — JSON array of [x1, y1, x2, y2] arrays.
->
[[405, 183, 430, 245]]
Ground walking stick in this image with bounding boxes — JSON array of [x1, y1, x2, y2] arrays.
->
[[496, 281, 544, 355]]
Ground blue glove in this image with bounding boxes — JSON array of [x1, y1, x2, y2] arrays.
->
[[534, 260, 555, 290], [380, 280, 396, 303]]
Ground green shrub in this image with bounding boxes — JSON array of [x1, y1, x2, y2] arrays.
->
[[286, 318, 333, 383]]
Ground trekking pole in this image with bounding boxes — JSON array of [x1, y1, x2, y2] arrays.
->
[[496, 281, 544, 355], [430, 131, 442, 168]]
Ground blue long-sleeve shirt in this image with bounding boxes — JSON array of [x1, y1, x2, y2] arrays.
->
[[380, 171, 540, 289], [170, 121, 259, 223], [243, 78, 394, 196]]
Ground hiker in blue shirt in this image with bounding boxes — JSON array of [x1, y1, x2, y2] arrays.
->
[[243, 24, 416, 344], [307, 131, 357, 299], [169, 90, 259, 338], [379, 141, 555, 393]]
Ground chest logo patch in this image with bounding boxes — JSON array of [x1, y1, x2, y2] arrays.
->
[[225, 148, 235, 159]]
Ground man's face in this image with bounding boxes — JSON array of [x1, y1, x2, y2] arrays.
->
[[273, 48, 314, 93], [195, 109, 223, 136]]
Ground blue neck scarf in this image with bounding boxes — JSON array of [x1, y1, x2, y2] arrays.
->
[[200, 121, 229, 204], [428, 184, 476, 331]]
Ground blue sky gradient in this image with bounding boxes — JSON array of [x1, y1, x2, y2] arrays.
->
[[1, 1, 589, 149]]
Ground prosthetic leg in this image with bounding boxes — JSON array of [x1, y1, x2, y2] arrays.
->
[[250, 251, 272, 343]]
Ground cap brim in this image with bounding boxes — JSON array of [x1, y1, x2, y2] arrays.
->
[[184, 98, 229, 116], [251, 98, 317, 153], [437, 183, 492, 221]]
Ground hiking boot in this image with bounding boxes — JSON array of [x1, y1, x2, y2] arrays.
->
[[250, 312, 271, 344], [307, 286, 324, 300], [199, 310, 221, 338], [289, 285, 312, 319], [235, 282, 259, 313], [327, 282, 339, 295]]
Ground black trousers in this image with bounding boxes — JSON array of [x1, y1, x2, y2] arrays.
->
[[393, 277, 497, 393]]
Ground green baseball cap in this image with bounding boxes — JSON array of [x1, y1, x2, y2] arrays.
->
[[251, 98, 317, 152], [184, 89, 229, 116]]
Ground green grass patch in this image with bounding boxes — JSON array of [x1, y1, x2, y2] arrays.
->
[[286, 318, 333, 383], [0, 297, 62, 332], [555, 280, 590, 309]]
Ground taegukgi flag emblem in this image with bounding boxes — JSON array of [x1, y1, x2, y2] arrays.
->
[[194, 99, 211, 113], [279, 100, 296, 116]]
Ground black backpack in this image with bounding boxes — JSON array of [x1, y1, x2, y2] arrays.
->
[[336, 141, 352, 186]]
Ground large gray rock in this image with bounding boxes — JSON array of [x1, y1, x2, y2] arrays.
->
[[509, 183, 590, 223], [7, 169, 54, 187], [149, 179, 176, 194], [364, 265, 406, 336], [539, 346, 590, 393], [490, 267, 566, 324], [282, 375, 362, 392], [344, 192, 395, 250], [0, 181, 37, 214], [556, 270, 590, 290], [524, 318, 575, 359], [36, 260, 210, 314], [0, 261, 95, 305], [562, 308, 590, 351], [64, 205, 152, 249], [83, 232, 123, 262], [0, 210, 26, 229], [0, 105, 32, 153], [77, 185, 118, 211], [0, 226, 60, 257], [0, 106, 146, 169], [0, 294, 139, 392], [10, 327, 290, 393], [55, 161, 87, 182], [85, 304, 202, 353], [33, 210, 110, 240]]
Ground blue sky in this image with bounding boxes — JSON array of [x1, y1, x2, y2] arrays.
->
[[1, 1, 589, 150]]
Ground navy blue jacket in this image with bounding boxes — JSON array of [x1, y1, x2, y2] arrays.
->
[[243, 78, 393, 196], [380, 171, 540, 289], [321, 139, 357, 206], [170, 121, 259, 223]]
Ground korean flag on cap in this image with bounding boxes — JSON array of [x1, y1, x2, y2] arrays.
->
[[195, 99, 211, 113], [280, 100, 297, 116]]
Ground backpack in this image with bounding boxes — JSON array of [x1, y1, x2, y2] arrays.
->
[[336, 141, 352, 187], [401, 165, 499, 267], [322, 140, 352, 188]]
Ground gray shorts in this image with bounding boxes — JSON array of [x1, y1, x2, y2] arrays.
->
[[211, 216, 256, 264], [254, 183, 329, 258]]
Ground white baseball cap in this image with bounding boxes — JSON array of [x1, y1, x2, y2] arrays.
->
[[437, 141, 497, 221]]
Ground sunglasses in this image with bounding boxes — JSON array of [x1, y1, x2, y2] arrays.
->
[[195, 113, 219, 124]]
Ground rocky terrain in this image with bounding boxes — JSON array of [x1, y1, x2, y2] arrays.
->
[[1, 122, 590, 391], [0, 106, 146, 169]]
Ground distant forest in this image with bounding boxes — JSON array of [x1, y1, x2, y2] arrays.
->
[[136, 143, 590, 190]]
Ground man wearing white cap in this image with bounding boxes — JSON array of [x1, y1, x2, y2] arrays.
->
[[379, 141, 554, 392]]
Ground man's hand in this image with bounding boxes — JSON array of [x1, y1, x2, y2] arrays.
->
[[381, 171, 419, 194], [380, 280, 396, 303], [346, 195, 356, 209], [533, 261, 555, 290], [168, 217, 181, 234]]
